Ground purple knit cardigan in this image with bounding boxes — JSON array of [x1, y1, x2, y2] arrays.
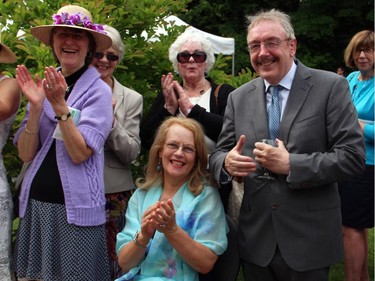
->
[[14, 67, 113, 226]]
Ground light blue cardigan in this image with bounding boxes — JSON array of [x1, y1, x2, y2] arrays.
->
[[116, 183, 228, 281], [14, 66, 113, 226]]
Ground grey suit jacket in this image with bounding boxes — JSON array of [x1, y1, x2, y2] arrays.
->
[[209, 60, 365, 271], [104, 77, 143, 193]]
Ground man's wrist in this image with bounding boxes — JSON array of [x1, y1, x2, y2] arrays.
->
[[220, 167, 233, 184]]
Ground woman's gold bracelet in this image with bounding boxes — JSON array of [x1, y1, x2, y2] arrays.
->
[[25, 124, 38, 134]]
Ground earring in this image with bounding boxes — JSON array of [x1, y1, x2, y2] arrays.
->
[[156, 158, 161, 172]]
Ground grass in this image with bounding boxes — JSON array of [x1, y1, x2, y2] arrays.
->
[[236, 228, 374, 281]]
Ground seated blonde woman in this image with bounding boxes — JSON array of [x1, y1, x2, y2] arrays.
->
[[116, 117, 228, 281]]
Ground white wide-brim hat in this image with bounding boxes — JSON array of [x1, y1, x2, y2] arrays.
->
[[0, 42, 17, 64], [30, 5, 112, 51]]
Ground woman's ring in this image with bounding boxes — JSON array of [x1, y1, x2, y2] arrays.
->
[[159, 224, 166, 229], [47, 84, 52, 89]]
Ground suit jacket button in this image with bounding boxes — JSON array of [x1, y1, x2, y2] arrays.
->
[[272, 204, 278, 210]]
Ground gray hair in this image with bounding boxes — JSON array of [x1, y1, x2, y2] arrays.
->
[[247, 9, 295, 40], [168, 29, 215, 74], [103, 25, 125, 62]]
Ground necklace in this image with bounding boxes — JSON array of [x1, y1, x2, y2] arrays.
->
[[184, 80, 209, 96], [65, 83, 75, 99], [200, 80, 210, 94]]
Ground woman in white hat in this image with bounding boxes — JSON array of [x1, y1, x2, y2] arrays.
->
[[13, 5, 113, 281], [0, 41, 20, 281]]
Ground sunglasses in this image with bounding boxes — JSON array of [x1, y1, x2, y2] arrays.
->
[[176, 51, 207, 63], [94, 52, 119, 62]]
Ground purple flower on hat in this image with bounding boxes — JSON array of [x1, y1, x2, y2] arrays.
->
[[95, 24, 104, 33], [51, 12, 105, 34], [52, 14, 63, 25], [83, 19, 94, 29], [69, 12, 83, 26]]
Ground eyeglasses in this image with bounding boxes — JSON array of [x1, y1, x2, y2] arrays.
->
[[94, 52, 119, 62], [354, 48, 374, 55], [247, 39, 289, 53], [176, 51, 207, 63], [165, 142, 196, 154]]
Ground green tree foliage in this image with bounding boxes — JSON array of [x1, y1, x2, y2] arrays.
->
[[182, 0, 374, 72]]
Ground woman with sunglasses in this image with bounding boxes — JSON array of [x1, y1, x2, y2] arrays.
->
[[116, 117, 228, 281], [339, 30, 374, 281], [140, 30, 235, 212], [91, 24, 143, 280]]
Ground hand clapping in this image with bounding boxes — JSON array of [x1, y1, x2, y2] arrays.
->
[[161, 73, 178, 114], [43, 66, 68, 107], [16, 65, 45, 108], [140, 199, 177, 238]]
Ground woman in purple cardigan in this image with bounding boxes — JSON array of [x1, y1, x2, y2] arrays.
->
[[12, 5, 113, 281]]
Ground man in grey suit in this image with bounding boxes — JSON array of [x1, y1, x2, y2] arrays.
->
[[209, 9, 366, 281]]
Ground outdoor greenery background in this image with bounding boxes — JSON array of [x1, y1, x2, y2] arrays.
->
[[0, 0, 373, 188], [1, 0, 374, 280]]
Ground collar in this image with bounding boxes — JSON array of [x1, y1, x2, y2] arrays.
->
[[264, 61, 297, 92]]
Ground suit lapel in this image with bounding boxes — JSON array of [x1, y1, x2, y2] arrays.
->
[[112, 78, 124, 114], [280, 61, 312, 144]]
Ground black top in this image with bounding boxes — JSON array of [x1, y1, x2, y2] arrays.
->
[[29, 65, 88, 204], [140, 77, 235, 150]]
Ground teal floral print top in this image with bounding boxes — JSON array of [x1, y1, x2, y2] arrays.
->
[[116, 182, 228, 281]]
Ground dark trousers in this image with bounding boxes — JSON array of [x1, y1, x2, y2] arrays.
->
[[242, 247, 330, 281]]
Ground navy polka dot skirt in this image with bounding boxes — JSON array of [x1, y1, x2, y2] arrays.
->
[[13, 199, 111, 281]]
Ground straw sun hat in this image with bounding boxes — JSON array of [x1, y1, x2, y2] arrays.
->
[[30, 5, 112, 51], [0, 42, 17, 64]]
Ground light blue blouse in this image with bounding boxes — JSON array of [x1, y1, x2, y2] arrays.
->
[[347, 71, 374, 165], [116, 182, 228, 281]]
